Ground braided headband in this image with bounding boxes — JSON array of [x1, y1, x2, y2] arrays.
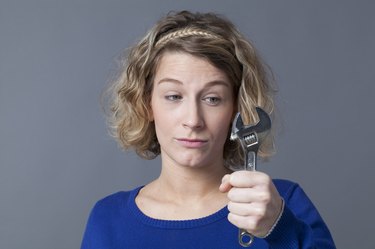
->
[[155, 27, 221, 48]]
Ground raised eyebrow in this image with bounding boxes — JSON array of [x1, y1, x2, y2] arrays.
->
[[156, 78, 182, 85], [157, 78, 231, 88], [204, 80, 231, 88]]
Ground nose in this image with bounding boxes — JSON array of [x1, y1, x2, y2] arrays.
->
[[182, 100, 204, 129]]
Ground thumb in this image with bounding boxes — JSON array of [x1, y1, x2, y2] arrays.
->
[[219, 174, 232, 193]]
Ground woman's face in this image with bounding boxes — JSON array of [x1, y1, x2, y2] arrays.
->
[[150, 51, 234, 169]]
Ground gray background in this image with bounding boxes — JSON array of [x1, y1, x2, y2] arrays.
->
[[1, 0, 374, 248]]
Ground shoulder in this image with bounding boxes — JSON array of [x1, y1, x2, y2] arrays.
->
[[272, 179, 299, 194], [272, 179, 306, 201], [89, 187, 141, 219], [272, 179, 318, 217], [94, 191, 128, 209]]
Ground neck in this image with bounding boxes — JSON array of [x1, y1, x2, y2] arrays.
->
[[154, 157, 231, 204], [136, 157, 231, 220]]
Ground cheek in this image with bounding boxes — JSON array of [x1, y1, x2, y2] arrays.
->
[[219, 122, 231, 140], [212, 111, 233, 140], [151, 104, 172, 135], [153, 117, 167, 144], [151, 103, 169, 124]]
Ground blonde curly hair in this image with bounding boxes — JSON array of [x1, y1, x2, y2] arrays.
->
[[105, 10, 276, 170]]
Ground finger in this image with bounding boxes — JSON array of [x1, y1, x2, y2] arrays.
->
[[228, 212, 271, 238], [219, 174, 232, 193], [227, 187, 270, 203], [227, 212, 257, 231], [229, 171, 271, 188], [227, 201, 265, 217]]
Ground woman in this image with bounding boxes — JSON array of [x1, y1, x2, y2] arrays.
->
[[81, 11, 336, 248]]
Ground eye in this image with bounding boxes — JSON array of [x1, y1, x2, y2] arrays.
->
[[203, 96, 221, 105], [165, 94, 182, 101]]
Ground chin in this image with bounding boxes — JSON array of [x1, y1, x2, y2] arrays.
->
[[175, 154, 214, 168], [162, 149, 221, 169]]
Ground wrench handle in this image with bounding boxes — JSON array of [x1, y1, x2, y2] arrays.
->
[[245, 150, 257, 171], [238, 150, 257, 247]]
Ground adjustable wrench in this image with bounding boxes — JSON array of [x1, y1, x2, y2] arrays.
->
[[230, 107, 272, 247]]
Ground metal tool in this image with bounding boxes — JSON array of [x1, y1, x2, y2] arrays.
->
[[230, 107, 271, 247]]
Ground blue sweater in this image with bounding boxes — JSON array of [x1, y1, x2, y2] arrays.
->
[[81, 179, 336, 248]]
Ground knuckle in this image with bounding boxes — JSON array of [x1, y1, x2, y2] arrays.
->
[[243, 205, 252, 215], [258, 172, 271, 183], [256, 207, 267, 218], [227, 188, 236, 200], [261, 171, 271, 179], [227, 201, 234, 212], [245, 218, 256, 230], [222, 174, 231, 183], [229, 172, 239, 183], [259, 192, 271, 203], [227, 213, 238, 225]]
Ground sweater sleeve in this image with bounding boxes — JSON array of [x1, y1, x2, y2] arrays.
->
[[265, 180, 336, 249]]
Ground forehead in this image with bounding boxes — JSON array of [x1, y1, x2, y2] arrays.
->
[[154, 51, 231, 84]]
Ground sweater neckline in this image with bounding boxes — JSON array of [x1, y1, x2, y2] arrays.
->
[[127, 186, 229, 229]]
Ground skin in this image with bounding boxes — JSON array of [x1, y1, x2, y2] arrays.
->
[[220, 172, 283, 237], [136, 51, 282, 237]]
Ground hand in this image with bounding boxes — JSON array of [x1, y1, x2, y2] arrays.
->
[[219, 171, 283, 238]]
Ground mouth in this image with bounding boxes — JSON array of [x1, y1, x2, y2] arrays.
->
[[175, 138, 208, 148]]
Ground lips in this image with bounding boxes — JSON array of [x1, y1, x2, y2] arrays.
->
[[175, 138, 208, 148]]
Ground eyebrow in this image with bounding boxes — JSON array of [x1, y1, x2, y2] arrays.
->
[[157, 78, 182, 85], [156, 78, 231, 88]]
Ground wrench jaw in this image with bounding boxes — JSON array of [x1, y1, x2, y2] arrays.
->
[[231, 108, 271, 141], [230, 107, 272, 171], [230, 112, 243, 141]]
